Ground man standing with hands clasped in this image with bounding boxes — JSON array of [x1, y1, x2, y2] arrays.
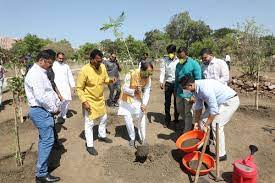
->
[[76, 49, 116, 156], [25, 49, 61, 182], [179, 75, 240, 161], [160, 44, 179, 128]]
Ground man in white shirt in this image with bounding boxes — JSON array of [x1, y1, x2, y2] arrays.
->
[[52, 52, 75, 121], [160, 44, 179, 127], [200, 48, 229, 85], [225, 53, 231, 70], [25, 50, 61, 182]]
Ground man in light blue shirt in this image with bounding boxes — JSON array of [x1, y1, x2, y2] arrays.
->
[[180, 75, 240, 161]]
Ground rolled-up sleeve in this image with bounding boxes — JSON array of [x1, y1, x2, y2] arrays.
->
[[194, 97, 203, 111], [204, 89, 219, 115]]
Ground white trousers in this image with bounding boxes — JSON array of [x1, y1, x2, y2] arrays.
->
[[124, 113, 146, 142], [84, 110, 107, 147], [60, 100, 70, 119], [201, 96, 240, 157]]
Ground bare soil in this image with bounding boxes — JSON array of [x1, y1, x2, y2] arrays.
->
[[0, 66, 274, 183]]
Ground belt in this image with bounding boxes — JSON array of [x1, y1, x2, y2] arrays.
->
[[31, 106, 43, 108], [229, 94, 238, 99]]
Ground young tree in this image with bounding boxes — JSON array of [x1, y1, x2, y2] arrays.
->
[[236, 19, 267, 109], [100, 12, 135, 69]]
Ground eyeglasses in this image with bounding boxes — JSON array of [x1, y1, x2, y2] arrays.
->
[[140, 71, 153, 77]]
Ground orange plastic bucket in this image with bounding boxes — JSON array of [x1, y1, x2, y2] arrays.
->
[[182, 151, 215, 175], [175, 130, 206, 153]]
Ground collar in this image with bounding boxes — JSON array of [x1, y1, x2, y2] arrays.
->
[[34, 63, 47, 73], [194, 80, 199, 94]]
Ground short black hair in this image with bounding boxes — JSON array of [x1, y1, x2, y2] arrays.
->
[[56, 52, 65, 57], [177, 47, 188, 55], [90, 49, 103, 59], [140, 60, 154, 71], [166, 44, 176, 54], [179, 75, 195, 88], [36, 49, 56, 62], [200, 48, 213, 56]]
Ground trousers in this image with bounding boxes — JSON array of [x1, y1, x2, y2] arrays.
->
[[29, 107, 54, 177], [124, 112, 146, 142], [164, 82, 179, 122], [201, 96, 240, 157], [176, 97, 193, 132], [84, 110, 107, 147]]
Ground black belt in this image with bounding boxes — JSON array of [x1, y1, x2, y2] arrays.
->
[[229, 94, 238, 99], [31, 106, 43, 108]]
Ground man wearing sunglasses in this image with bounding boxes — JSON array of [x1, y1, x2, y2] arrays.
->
[[103, 53, 121, 107], [118, 61, 153, 147]]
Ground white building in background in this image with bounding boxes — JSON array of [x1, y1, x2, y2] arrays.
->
[[0, 37, 18, 50]]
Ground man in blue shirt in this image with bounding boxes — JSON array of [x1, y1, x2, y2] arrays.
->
[[180, 75, 240, 161], [175, 47, 202, 132]]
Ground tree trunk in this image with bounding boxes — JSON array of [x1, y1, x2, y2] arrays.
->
[[18, 96, 24, 123], [255, 65, 259, 110], [13, 93, 23, 166]]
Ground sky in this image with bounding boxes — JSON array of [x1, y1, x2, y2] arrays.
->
[[0, 0, 274, 48]]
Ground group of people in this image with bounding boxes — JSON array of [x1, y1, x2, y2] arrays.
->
[[24, 45, 238, 182], [160, 44, 238, 162]]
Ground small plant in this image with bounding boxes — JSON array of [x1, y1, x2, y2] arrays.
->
[[100, 12, 135, 69]]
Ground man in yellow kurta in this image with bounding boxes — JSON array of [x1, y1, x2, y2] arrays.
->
[[77, 49, 115, 156]]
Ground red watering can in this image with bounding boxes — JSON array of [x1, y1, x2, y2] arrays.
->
[[232, 145, 258, 183]]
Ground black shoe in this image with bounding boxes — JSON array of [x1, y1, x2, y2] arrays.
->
[[113, 103, 119, 107], [137, 139, 143, 145], [163, 121, 170, 128], [36, 174, 60, 183], [219, 154, 227, 161], [86, 146, 98, 156], [98, 137, 113, 143], [53, 141, 64, 150]]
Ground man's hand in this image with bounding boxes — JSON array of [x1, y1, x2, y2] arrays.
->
[[160, 83, 164, 90], [109, 77, 117, 84], [141, 104, 146, 113], [83, 101, 91, 111], [194, 122, 199, 130], [199, 122, 209, 133], [58, 94, 64, 102], [189, 96, 196, 104], [53, 110, 60, 116], [135, 85, 142, 96]]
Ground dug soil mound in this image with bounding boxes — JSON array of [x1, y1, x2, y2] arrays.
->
[[0, 152, 36, 183], [102, 144, 181, 183]]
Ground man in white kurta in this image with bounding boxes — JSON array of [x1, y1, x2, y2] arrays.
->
[[118, 61, 153, 147], [200, 48, 229, 85], [52, 52, 75, 120]]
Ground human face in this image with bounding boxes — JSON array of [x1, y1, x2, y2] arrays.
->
[[140, 66, 153, 79], [91, 55, 103, 69], [181, 83, 195, 93], [110, 54, 116, 62], [39, 58, 53, 70], [57, 54, 65, 63], [177, 51, 187, 60], [201, 53, 213, 65]]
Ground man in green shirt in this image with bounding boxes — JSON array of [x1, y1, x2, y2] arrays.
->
[[175, 47, 202, 132]]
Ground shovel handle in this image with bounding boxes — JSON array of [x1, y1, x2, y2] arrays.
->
[[216, 123, 220, 181], [194, 128, 210, 183]]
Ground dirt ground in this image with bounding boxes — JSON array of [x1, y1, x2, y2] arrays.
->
[[0, 66, 274, 183]]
